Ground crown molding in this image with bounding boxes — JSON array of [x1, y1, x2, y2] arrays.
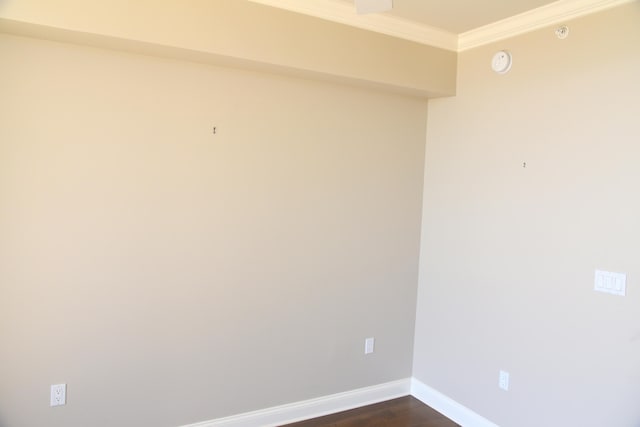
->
[[247, 0, 458, 51], [458, 0, 636, 51], [249, 0, 634, 52]]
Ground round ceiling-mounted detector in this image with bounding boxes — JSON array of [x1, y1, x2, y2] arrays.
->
[[491, 50, 512, 74]]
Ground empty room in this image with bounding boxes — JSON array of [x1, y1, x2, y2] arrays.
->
[[1, 1, 639, 426]]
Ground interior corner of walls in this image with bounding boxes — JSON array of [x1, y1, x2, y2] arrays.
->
[[410, 378, 500, 427]]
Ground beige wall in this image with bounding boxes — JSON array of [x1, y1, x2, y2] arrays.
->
[[414, 3, 640, 427], [0, 34, 427, 427], [4, 2, 639, 427]]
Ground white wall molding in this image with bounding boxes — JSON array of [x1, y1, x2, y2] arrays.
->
[[458, 0, 635, 50], [182, 379, 411, 427], [247, 0, 458, 51], [181, 377, 501, 427], [410, 378, 500, 427], [249, 0, 634, 52]]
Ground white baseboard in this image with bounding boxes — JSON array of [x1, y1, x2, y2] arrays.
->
[[410, 378, 500, 427], [182, 378, 411, 427], [181, 377, 499, 427]]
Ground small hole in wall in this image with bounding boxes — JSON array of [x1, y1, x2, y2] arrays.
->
[[555, 26, 569, 39]]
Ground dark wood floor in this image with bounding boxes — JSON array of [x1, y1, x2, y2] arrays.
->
[[281, 396, 460, 427]]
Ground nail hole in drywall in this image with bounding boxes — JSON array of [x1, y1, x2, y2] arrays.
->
[[555, 26, 569, 39]]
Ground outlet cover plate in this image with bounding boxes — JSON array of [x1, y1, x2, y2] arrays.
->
[[499, 370, 509, 391], [50, 384, 66, 407], [364, 337, 375, 354]]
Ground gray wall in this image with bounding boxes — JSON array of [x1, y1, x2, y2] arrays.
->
[[414, 4, 640, 427], [0, 33, 427, 427]]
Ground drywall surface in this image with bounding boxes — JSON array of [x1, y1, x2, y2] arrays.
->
[[0, 34, 426, 427], [413, 3, 640, 427], [0, 0, 456, 97]]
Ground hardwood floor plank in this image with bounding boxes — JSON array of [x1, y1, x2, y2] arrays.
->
[[281, 396, 459, 427]]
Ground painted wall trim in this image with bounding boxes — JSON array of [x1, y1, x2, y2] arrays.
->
[[410, 378, 500, 427], [247, 0, 458, 51], [181, 378, 501, 427], [181, 379, 411, 427], [248, 0, 633, 52], [458, 0, 635, 50]]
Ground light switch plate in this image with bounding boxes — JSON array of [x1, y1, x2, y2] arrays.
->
[[594, 270, 626, 296]]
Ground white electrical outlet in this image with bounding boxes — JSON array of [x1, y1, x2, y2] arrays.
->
[[50, 384, 66, 407], [499, 371, 509, 391], [364, 337, 375, 354]]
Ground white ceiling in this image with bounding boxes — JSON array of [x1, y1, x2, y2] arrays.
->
[[343, 0, 559, 33], [248, 0, 631, 50]]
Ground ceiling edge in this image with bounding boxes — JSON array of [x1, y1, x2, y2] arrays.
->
[[247, 0, 634, 52], [246, 0, 458, 51], [458, 0, 635, 50]]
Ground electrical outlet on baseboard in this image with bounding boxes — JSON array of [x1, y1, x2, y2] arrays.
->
[[364, 337, 375, 354], [499, 371, 509, 391]]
